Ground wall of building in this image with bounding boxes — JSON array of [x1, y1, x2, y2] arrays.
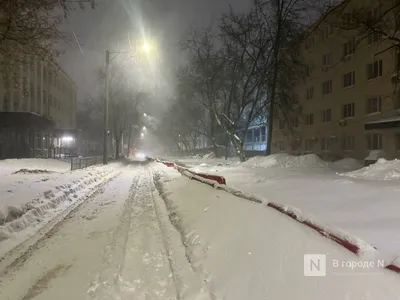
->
[[272, 1, 400, 161], [0, 56, 77, 131]]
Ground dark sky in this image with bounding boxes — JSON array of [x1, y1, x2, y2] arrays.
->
[[58, 0, 252, 109]]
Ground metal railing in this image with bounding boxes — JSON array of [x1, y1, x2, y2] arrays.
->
[[71, 156, 103, 171]]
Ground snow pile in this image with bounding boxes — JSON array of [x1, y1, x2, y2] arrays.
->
[[331, 158, 362, 171], [202, 152, 215, 159], [341, 158, 400, 180], [243, 153, 329, 168], [13, 168, 55, 174], [0, 158, 70, 176], [0, 165, 120, 243]]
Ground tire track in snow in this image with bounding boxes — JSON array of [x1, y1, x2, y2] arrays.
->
[[87, 167, 144, 299], [0, 171, 121, 277], [152, 168, 216, 300]]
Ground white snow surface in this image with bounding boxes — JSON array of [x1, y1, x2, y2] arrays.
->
[[167, 154, 400, 256], [341, 158, 400, 180], [158, 167, 400, 299], [242, 153, 329, 168], [1, 161, 400, 300], [0, 158, 122, 256]]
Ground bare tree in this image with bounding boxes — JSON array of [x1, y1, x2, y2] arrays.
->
[[180, 28, 226, 156], [0, 0, 94, 66]]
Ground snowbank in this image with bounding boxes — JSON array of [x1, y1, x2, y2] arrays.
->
[[242, 153, 329, 168], [0, 163, 122, 245], [341, 158, 400, 180], [331, 158, 362, 171], [159, 172, 400, 300], [0, 158, 70, 176]]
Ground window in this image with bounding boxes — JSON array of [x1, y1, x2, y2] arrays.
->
[[343, 71, 355, 87], [367, 60, 383, 79], [306, 64, 312, 76], [306, 86, 314, 100], [322, 80, 332, 95], [342, 102, 355, 118], [36, 89, 41, 114], [246, 129, 253, 142], [291, 117, 299, 128], [343, 38, 355, 56], [366, 96, 382, 114], [367, 32, 382, 45], [367, 6, 382, 22], [305, 139, 314, 151], [278, 141, 285, 151], [322, 53, 332, 66], [342, 12, 355, 25], [30, 83, 35, 111], [22, 77, 28, 96], [396, 133, 400, 150], [279, 119, 285, 129], [3, 91, 10, 111], [321, 137, 333, 151], [322, 109, 332, 122], [342, 135, 355, 151], [322, 26, 333, 39], [305, 36, 314, 49], [366, 133, 383, 150], [305, 113, 314, 125]]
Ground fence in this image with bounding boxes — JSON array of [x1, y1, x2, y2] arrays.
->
[[71, 156, 103, 171]]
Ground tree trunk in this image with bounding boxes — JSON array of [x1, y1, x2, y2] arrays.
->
[[115, 134, 122, 159], [210, 114, 219, 157], [265, 1, 283, 156]]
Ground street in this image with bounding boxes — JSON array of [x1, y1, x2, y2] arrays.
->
[[0, 161, 207, 300], [1, 160, 400, 300]]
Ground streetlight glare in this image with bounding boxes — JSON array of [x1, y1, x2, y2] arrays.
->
[[143, 126, 146, 130], [142, 42, 150, 52]]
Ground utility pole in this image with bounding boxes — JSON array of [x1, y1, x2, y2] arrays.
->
[[127, 125, 132, 157], [103, 50, 110, 165]]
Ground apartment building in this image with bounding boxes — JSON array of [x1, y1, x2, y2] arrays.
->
[[272, 0, 400, 161], [0, 56, 77, 158]]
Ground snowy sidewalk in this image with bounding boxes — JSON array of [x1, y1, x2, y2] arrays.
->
[[156, 165, 400, 299], [0, 158, 122, 256], [169, 154, 400, 256]]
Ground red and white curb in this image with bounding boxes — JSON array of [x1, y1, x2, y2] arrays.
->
[[157, 159, 400, 275]]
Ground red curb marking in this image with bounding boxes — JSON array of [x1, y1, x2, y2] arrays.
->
[[267, 202, 360, 255], [386, 264, 400, 273], [193, 173, 226, 185], [163, 162, 175, 167]]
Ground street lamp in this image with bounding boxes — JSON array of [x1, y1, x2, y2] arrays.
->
[[103, 40, 154, 165]]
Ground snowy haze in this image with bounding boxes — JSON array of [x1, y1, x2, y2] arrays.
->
[[58, 0, 252, 113]]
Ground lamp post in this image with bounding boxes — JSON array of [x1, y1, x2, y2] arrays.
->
[[102, 39, 156, 165], [103, 50, 110, 164]]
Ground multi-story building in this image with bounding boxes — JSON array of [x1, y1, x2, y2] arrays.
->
[[272, 0, 400, 161], [0, 56, 77, 159]]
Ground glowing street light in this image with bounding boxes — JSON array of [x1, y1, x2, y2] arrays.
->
[[143, 126, 146, 130], [141, 132, 144, 138], [103, 38, 156, 165]]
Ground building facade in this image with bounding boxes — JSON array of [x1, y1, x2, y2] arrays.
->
[[272, 0, 400, 161], [0, 56, 77, 159]]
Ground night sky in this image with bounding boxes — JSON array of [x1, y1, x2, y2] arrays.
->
[[58, 0, 252, 109]]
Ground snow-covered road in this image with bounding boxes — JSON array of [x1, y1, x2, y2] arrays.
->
[[1, 161, 400, 300], [0, 162, 209, 300]]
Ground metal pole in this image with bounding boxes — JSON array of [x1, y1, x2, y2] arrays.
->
[[127, 125, 132, 157], [103, 50, 110, 164]]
